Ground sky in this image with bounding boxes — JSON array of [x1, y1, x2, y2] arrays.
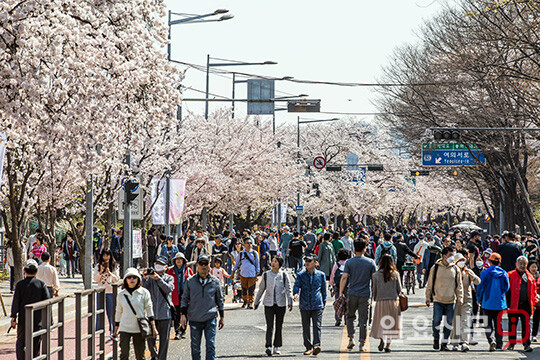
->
[[165, 0, 446, 127]]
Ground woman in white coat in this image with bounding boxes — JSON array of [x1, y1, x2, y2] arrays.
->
[[254, 255, 293, 357]]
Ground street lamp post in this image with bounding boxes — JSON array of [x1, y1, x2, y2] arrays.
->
[[205, 56, 277, 120]]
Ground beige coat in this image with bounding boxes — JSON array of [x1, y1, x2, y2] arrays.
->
[[425, 258, 464, 304]]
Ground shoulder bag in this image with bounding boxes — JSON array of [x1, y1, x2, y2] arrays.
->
[[124, 294, 152, 338], [399, 293, 408, 312]]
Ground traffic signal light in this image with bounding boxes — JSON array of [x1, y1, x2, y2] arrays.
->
[[433, 129, 460, 141], [125, 180, 139, 204], [410, 170, 429, 176], [451, 169, 459, 176]]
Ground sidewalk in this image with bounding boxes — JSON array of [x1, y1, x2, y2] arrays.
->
[[0, 274, 87, 344]]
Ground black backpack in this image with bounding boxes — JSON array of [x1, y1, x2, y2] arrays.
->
[[334, 263, 346, 291], [379, 245, 391, 259]]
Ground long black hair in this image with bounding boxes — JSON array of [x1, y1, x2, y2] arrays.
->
[[98, 248, 117, 271], [379, 254, 398, 282]]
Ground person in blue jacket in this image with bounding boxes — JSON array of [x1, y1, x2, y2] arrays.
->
[[374, 233, 397, 265], [475, 252, 510, 351], [293, 254, 327, 356]]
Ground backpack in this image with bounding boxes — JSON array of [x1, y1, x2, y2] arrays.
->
[[334, 263, 346, 291], [379, 245, 391, 259]]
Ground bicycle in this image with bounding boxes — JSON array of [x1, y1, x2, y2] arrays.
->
[[402, 262, 416, 295]]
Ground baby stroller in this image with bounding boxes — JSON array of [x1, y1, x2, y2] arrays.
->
[[233, 280, 243, 303]]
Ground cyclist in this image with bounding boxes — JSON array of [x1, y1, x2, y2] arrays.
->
[[393, 233, 419, 284]]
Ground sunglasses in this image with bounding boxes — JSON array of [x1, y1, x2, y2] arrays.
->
[[198, 262, 209, 266], [126, 276, 138, 280], [304, 259, 314, 263]]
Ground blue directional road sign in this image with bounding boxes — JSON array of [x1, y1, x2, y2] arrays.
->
[[295, 206, 303, 212], [422, 150, 485, 166]]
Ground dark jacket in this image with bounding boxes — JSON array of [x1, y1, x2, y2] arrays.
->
[[180, 274, 224, 322], [292, 269, 327, 311], [394, 241, 417, 263], [11, 277, 50, 325], [497, 242, 523, 272]]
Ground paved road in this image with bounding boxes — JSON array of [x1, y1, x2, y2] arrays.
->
[[166, 271, 540, 360]]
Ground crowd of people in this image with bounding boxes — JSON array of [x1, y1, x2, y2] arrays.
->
[[8, 222, 540, 359]]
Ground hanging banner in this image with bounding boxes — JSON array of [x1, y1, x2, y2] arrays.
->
[[169, 179, 186, 225], [133, 228, 142, 258], [280, 202, 287, 224], [0, 133, 6, 190], [151, 178, 167, 225]]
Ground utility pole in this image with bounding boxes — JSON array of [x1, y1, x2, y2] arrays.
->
[[84, 175, 93, 289], [296, 116, 301, 233], [164, 176, 170, 236], [123, 152, 132, 272]]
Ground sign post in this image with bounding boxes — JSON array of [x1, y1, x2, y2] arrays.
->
[[422, 142, 485, 166], [313, 156, 326, 170]]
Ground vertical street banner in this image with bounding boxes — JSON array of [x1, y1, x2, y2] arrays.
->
[[280, 202, 287, 224], [151, 178, 167, 225], [0, 133, 6, 190], [169, 179, 186, 225], [132, 228, 142, 258]]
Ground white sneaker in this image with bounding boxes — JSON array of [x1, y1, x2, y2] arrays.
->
[[461, 344, 469, 352], [273, 347, 280, 355], [265, 347, 272, 356], [452, 345, 458, 351], [533, 336, 538, 342]]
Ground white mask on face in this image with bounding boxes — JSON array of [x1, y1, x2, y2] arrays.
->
[[476, 260, 484, 268], [457, 261, 466, 269], [155, 264, 166, 272], [446, 256, 454, 264]]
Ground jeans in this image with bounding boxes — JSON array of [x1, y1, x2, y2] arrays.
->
[[482, 308, 503, 349], [508, 303, 531, 348], [300, 309, 323, 350], [416, 263, 423, 286], [147, 318, 171, 360], [96, 293, 114, 332], [347, 295, 370, 343], [288, 256, 302, 274], [66, 258, 76, 277], [432, 302, 455, 344], [190, 318, 217, 360], [264, 305, 286, 348], [119, 332, 145, 360]]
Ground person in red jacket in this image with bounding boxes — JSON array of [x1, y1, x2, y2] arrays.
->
[[507, 256, 537, 352], [167, 252, 194, 340]]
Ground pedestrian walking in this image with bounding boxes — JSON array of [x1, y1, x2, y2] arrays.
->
[[167, 252, 194, 340], [268, 229, 278, 257], [304, 227, 317, 255], [279, 227, 293, 268], [147, 228, 158, 268], [111, 228, 123, 264], [258, 233, 271, 273], [393, 233, 419, 284], [190, 238, 209, 267], [180, 255, 225, 360], [160, 236, 179, 266], [62, 232, 78, 278], [293, 254, 327, 356], [475, 251, 509, 351], [425, 246, 463, 351], [331, 232, 344, 256], [93, 249, 120, 336], [374, 233, 397, 265], [330, 248, 350, 326], [210, 258, 231, 286], [6, 240, 14, 292], [370, 254, 402, 353], [528, 260, 540, 342], [233, 238, 259, 309], [113, 268, 157, 360], [339, 239, 376, 352], [143, 256, 175, 360], [413, 233, 429, 288], [30, 235, 47, 264], [11, 259, 51, 360], [36, 252, 60, 298], [317, 233, 336, 280], [449, 250, 480, 351], [288, 232, 306, 274], [497, 232, 523, 272], [254, 255, 293, 356], [506, 255, 536, 352]]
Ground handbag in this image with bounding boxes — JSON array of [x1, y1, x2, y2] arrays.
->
[[124, 294, 152, 338], [333, 295, 348, 318], [399, 293, 408, 312]]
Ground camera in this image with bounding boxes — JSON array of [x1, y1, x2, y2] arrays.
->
[[146, 267, 155, 275]]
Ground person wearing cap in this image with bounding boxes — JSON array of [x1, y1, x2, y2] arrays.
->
[[114, 268, 156, 360], [505, 255, 537, 351], [211, 235, 228, 255], [475, 251, 510, 351], [293, 254, 327, 356], [180, 255, 225, 360], [160, 236, 179, 267], [11, 259, 51, 360], [449, 249, 481, 352], [167, 252, 194, 340], [233, 238, 260, 309]]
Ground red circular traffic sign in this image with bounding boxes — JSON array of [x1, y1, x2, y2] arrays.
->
[[313, 156, 327, 170]]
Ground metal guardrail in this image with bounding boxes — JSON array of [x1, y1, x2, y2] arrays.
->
[[75, 287, 106, 360], [24, 295, 67, 360]]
